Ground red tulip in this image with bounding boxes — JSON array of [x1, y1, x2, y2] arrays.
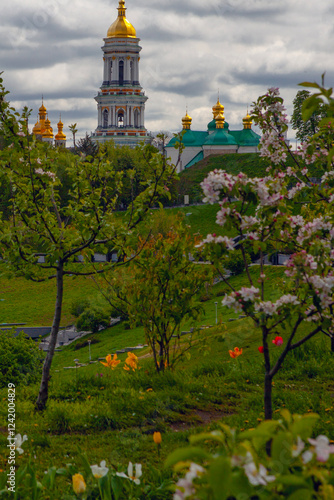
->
[[272, 336, 283, 346], [258, 346, 264, 353]]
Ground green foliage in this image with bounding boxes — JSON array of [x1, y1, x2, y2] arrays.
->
[[291, 90, 326, 142], [77, 306, 110, 333], [167, 410, 334, 499], [70, 297, 91, 318], [223, 249, 251, 275], [100, 213, 211, 371], [76, 133, 98, 158], [0, 330, 44, 387]]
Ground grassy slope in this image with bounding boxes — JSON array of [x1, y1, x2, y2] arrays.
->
[[0, 204, 236, 327], [177, 152, 324, 203], [0, 273, 99, 326], [178, 153, 270, 202], [1, 266, 333, 496]]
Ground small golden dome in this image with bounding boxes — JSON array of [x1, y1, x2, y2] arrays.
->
[[43, 117, 53, 139], [215, 111, 225, 129], [243, 111, 252, 129], [32, 117, 42, 135], [55, 118, 66, 141], [182, 111, 192, 130], [107, 0, 136, 38], [212, 98, 224, 119]]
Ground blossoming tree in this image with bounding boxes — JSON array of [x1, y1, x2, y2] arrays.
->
[[0, 76, 176, 411], [199, 79, 334, 420]]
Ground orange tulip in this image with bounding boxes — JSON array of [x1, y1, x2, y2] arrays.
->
[[229, 347, 243, 358]]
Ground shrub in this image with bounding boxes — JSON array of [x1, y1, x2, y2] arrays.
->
[[76, 306, 110, 333], [70, 297, 91, 318], [223, 249, 251, 275], [47, 405, 73, 434], [0, 330, 44, 387], [167, 410, 334, 499]]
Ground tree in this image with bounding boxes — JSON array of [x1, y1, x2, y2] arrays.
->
[[76, 133, 98, 158], [200, 83, 334, 422], [97, 212, 211, 372], [68, 123, 78, 148], [0, 76, 176, 410], [291, 89, 326, 142]]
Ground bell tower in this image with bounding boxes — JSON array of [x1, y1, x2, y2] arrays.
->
[[92, 0, 151, 146]]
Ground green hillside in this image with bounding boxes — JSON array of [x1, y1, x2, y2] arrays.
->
[[177, 152, 323, 203], [177, 153, 270, 202]]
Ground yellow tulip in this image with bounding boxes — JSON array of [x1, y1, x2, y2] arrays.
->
[[153, 431, 162, 445], [72, 473, 86, 495]]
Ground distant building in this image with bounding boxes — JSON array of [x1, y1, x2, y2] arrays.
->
[[92, 0, 151, 146], [166, 99, 261, 173], [32, 100, 66, 147]]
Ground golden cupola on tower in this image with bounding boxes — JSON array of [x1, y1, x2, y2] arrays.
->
[[215, 111, 225, 129], [212, 98, 224, 119], [42, 117, 53, 140], [107, 0, 136, 38], [55, 117, 66, 141], [32, 116, 42, 136], [182, 110, 192, 130], [243, 111, 252, 129]]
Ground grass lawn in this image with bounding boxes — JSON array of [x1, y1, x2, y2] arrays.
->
[[1, 266, 334, 498]]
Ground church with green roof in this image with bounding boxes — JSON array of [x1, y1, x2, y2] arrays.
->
[[166, 99, 261, 172]]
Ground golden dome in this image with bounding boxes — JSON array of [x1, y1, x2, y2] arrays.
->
[[32, 117, 42, 135], [243, 111, 252, 129], [42, 117, 53, 139], [107, 0, 136, 38], [212, 98, 224, 119], [215, 111, 225, 129], [182, 111, 192, 130], [55, 118, 66, 141]]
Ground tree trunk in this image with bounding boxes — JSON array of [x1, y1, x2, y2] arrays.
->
[[331, 335, 334, 353], [264, 373, 272, 420], [35, 264, 64, 411]]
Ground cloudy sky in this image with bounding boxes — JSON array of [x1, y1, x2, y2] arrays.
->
[[1, 0, 333, 145]]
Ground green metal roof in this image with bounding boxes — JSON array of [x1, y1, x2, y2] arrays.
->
[[229, 129, 260, 147], [166, 130, 208, 148], [203, 129, 237, 146]]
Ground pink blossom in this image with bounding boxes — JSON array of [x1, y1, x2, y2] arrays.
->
[[308, 435, 334, 462]]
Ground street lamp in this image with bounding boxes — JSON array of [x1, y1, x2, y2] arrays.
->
[[215, 302, 218, 325], [88, 339, 92, 362]]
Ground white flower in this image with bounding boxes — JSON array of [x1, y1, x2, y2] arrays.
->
[[90, 460, 109, 478], [14, 434, 28, 455], [174, 463, 205, 499], [292, 436, 305, 457], [255, 300, 277, 316], [243, 461, 276, 486], [302, 450, 313, 464], [308, 435, 334, 462], [239, 286, 260, 301], [116, 462, 142, 485]]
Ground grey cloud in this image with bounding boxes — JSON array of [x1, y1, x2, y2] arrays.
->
[[230, 69, 334, 90], [139, 0, 286, 20]]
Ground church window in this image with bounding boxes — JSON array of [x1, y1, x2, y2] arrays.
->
[[117, 110, 124, 128], [119, 60, 124, 86], [110, 61, 113, 81], [103, 109, 109, 128]]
